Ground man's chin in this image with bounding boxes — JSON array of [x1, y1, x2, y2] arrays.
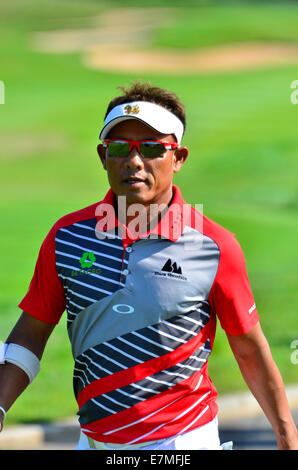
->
[[116, 185, 151, 205]]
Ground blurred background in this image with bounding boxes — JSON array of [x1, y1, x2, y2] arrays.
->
[[0, 0, 297, 427]]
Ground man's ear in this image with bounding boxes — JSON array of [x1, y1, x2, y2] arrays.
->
[[97, 144, 107, 170], [173, 146, 189, 173]]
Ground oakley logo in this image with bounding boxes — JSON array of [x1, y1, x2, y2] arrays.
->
[[112, 304, 135, 315], [124, 104, 139, 115]]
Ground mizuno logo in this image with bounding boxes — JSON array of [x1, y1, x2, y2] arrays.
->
[[161, 258, 182, 274]]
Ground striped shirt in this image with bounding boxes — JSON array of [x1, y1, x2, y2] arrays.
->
[[19, 186, 259, 444]]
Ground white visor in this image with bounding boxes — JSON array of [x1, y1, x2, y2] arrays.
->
[[99, 101, 184, 144]]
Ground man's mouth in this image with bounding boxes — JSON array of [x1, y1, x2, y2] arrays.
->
[[122, 176, 146, 185]]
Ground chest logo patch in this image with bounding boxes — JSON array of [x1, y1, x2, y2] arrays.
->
[[161, 258, 182, 274], [80, 251, 96, 269], [154, 258, 187, 281]]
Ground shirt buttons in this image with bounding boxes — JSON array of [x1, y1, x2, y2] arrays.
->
[[122, 269, 129, 276], [126, 247, 133, 253]]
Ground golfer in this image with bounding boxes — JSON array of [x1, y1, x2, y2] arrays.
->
[[0, 82, 297, 450]]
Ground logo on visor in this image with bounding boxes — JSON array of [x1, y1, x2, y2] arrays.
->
[[124, 104, 140, 115]]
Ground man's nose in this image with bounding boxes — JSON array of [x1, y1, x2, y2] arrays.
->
[[124, 146, 144, 169]]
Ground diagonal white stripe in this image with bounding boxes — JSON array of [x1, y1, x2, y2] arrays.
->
[[131, 383, 159, 395], [116, 336, 159, 359], [126, 390, 211, 445], [66, 296, 84, 311], [178, 315, 205, 328], [144, 375, 173, 388], [89, 348, 127, 370], [56, 237, 127, 269], [56, 249, 124, 278], [74, 362, 146, 408], [76, 355, 111, 378], [92, 342, 176, 388], [59, 228, 126, 261], [95, 229, 122, 240], [76, 358, 99, 381], [73, 374, 85, 386], [195, 308, 210, 319], [68, 288, 97, 304], [188, 356, 207, 363], [102, 341, 143, 364], [116, 332, 198, 379], [75, 360, 133, 410], [114, 335, 190, 380], [90, 397, 116, 415], [131, 331, 174, 352], [67, 307, 77, 317], [73, 223, 122, 242], [57, 262, 123, 289], [58, 271, 113, 295], [175, 361, 205, 372], [148, 326, 187, 344], [162, 320, 197, 336], [92, 393, 130, 410], [103, 374, 203, 436], [74, 365, 89, 385], [162, 370, 189, 380], [116, 388, 146, 403]]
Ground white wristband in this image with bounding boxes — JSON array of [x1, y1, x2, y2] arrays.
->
[[0, 406, 6, 422], [0, 342, 8, 364], [4, 343, 40, 384]]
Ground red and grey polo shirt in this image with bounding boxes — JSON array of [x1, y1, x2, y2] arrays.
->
[[19, 185, 259, 444]]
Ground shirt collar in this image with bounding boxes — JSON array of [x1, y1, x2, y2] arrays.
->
[[96, 185, 186, 244]]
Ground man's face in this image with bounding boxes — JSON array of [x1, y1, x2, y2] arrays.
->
[[97, 119, 188, 207]]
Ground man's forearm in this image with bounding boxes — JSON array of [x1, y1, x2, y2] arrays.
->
[[233, 340, 298, 449], [0, 312, 55, 431], [0, 362, 30, 431]]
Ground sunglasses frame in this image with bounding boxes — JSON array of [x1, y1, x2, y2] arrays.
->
[[102, 139, 180, 158]]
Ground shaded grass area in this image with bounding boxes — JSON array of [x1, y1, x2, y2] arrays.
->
[[152, 2, 298, 49], [0, 0, 297, 424]]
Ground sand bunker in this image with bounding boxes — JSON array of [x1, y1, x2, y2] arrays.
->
[[83, 42, 298, 74], [30, 8, 298, 74], [0, 133, 69, 159]]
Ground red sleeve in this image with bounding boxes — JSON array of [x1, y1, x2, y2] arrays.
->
[[209, 234, 259, 335], [18, 223, 66, 325]]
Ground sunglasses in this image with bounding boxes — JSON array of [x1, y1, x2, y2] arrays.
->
[[102, 139, 180, 158]]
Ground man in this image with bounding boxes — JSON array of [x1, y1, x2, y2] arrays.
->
[[0, 82, 297, 450]]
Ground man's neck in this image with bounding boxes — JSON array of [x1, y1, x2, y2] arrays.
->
[[115, 188, 174, 235]]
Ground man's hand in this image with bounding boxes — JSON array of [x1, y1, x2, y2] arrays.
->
[[0, 407, 5, 432]]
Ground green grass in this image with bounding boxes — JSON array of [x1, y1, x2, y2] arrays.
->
[[152, 3, 298, 49], [0, 0, 298, 425]]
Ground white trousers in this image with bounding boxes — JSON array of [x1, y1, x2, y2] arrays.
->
[[75, 416, 231, 450]]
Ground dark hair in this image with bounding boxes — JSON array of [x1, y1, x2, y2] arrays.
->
[[104, 81, 186, 131]]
